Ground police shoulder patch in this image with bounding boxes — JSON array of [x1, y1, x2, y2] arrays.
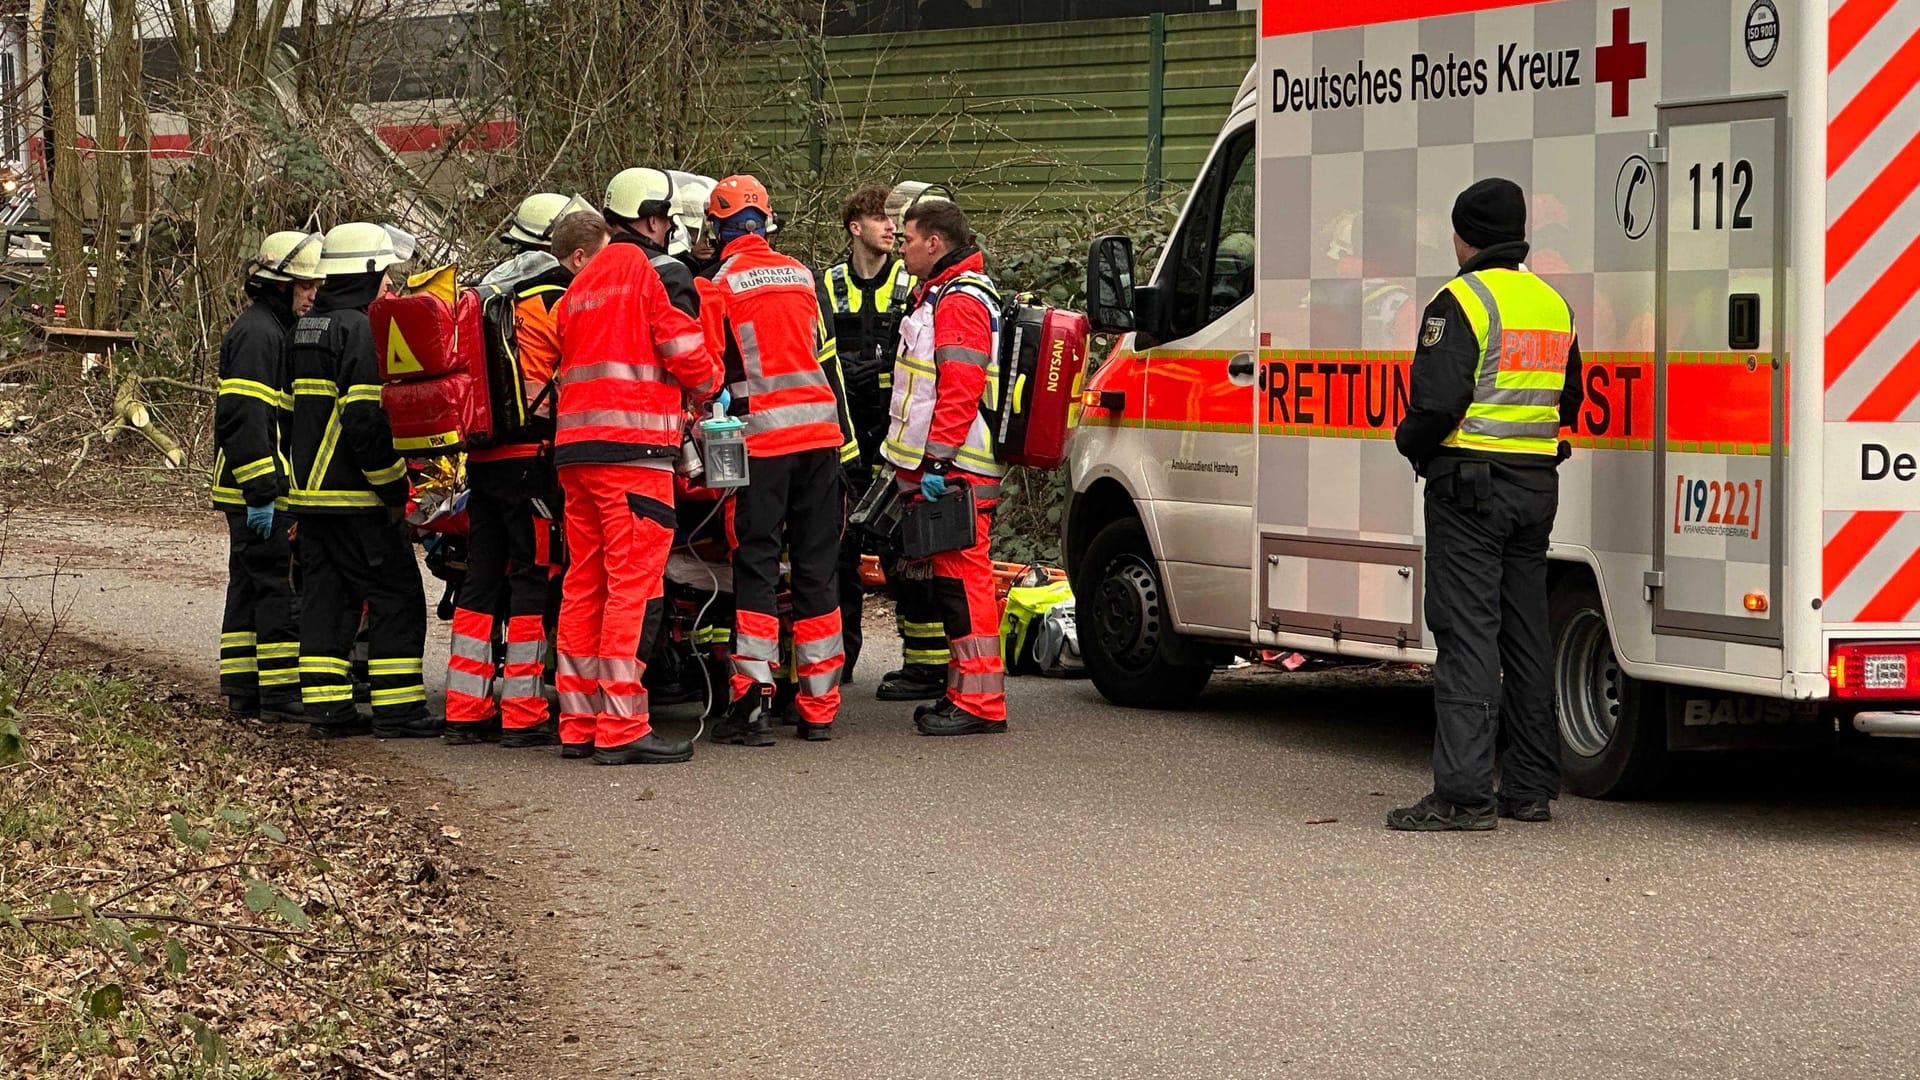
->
[[1421, 316, 1447, 348]]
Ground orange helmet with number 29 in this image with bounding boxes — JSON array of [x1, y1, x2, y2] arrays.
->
[[708, 175, 771, 222]]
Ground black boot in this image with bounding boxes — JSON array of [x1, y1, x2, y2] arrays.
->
[[226, 696, 261, 721], [593, 731, 695, 765], [713, 686, 777, 747], [914, 698, 1007, 737], [1497, 797, 1553, 823], [1385, 794, 1496, 832], [308, 715, 372, 741], [772, 682, 800, 726], [797, 721, 833, 742], [374, 714, 446, 740], [442, 717, 501, 745], [877, 665, 947, 702], [259, 700, 305, 725], [501, 721, 562, 749], [560, 741, 595, 759]]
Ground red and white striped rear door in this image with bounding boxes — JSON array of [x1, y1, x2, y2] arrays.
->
[[1823, 0, 1920, 625]]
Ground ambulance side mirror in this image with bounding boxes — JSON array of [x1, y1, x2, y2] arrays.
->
[[1086, 235, 1137, 336]]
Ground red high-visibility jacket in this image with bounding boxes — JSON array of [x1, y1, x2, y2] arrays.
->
[[553, 237, 720, 467], [705, 235, 849, 458]]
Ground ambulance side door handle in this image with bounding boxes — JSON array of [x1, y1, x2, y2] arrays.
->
[[1228, 351, 1256, 388]]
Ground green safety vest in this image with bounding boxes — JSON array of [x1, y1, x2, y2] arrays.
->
[[1437, 268, 1574, 459]]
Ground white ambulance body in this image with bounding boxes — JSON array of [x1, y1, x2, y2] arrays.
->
[[1067, 0, 1920, 796]]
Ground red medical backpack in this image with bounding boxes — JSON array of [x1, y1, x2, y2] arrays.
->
[[370, 281, 548, 456], [995, 302, 1090, 470]]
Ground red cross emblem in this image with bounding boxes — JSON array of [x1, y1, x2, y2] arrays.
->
[[1594, 7, 1648, 118]]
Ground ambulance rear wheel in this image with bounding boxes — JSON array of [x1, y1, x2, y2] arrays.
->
[[1551, 578, 1667, 799], [1079, 519, 1213, 709]]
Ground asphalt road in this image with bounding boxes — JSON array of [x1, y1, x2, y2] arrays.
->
[[7, 509, 1920, 1079]]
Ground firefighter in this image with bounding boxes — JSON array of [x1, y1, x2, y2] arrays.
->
[[478, 192, 585, 288], [604, 167, 701, 318], [553, 192, 722, 766], [820, 183, 951, 699], [444, 210, 609, 748], [703, 175, 861, 746], [288, 222, 438, 740], [1388, 178, 1586, 831], [212, 230, 322, 723], [884, 198, 1008, 736]]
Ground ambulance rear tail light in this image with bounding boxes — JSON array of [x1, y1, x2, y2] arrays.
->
[[1828, 642, 1920, 699]]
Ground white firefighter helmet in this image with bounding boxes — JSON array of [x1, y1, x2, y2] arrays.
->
[[668, 172, 717, 232], [250, 230, 325, 283], [316, 222, 416, 276], [503, 192, 594, 248], [604, 167, 675, 221], [885, 181, 955, 231]]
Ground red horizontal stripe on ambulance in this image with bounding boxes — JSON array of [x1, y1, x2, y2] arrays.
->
[[1663, 361, 1773, 448], [1263, 0, 1554, 37]]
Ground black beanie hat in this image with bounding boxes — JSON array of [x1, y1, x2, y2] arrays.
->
[[1452, 178, 1528, 250]]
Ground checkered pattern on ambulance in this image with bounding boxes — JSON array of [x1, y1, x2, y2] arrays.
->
[[1243, 0, 1802, 681], [1822, 0, 1920, 627]]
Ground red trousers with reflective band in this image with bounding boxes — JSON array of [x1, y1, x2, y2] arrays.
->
[[445, 611, 549, 728], [725, 448, 844, 726], [930, 505, 1006, 721], [555, 463, 674, 749]]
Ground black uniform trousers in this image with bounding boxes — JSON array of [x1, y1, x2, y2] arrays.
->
[[219, 511, 300, 708], [878, 543, 950, 677], [463, 457, 556, 626], [297, 513, 429, 728], [1423, 459, 1561, 809], [733, 448, 844, 628]]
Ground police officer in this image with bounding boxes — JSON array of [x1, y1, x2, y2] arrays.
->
[[212, 231, 322, 722], [1388, 178, 1585, 831], [820, 184, 941, 694], [289, 222, 439, 741]]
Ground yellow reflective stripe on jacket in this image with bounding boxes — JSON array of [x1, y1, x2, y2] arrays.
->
[[1437, 269, 1572, 458], [340, 385, 383, 406], [219, 378, 292, 409], [231, 456, 277, 483], [363, 460, 407, 487], [293, 378, 338, 397]]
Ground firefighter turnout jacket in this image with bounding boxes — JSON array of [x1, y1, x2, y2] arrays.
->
[[553, 235, 720, 467], [1395, 241, 1585, 473], [705, 234, 859, 462], [639, 232, 701, 318], [469, 263, 569, 464], [822, 257, 916, 457], [288, 275, 410, 513], [883, 247, 1005, 494], [211, 289, 298, 510]]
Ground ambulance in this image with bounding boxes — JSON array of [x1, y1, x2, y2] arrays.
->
[[1066, 0, 1920, 797]]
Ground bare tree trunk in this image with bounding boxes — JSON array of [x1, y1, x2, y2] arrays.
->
[[46, 0, 89, 327]]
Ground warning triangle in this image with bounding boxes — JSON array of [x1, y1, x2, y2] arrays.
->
[[385, 322, 424, 377]]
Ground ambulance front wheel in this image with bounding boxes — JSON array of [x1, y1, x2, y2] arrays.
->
[[1551, 577, 1668, 799], [1079, 518, 1213, 709]]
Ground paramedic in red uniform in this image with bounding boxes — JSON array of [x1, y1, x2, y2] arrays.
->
[[704, 175, 862, 746], [884, 198, 1008, 736], [1389, 178, 1585, 831], [553, 202, 722, 765], [444, 208, 608, 748]]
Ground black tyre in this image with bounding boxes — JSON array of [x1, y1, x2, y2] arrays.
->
[[1077, 518, 1213, 709], [1552, 576, 1667, 798]]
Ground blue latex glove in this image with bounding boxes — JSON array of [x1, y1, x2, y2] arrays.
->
[[920, 471, 947, 502], [245, 503, 274, 539]]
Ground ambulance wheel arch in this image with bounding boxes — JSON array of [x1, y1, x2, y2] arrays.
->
[[1071, 502, 1220, 710], [1548, 564, 1669, 799]]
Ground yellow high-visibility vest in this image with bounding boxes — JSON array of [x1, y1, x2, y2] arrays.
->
[[1437, 268, 1574, 458]]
